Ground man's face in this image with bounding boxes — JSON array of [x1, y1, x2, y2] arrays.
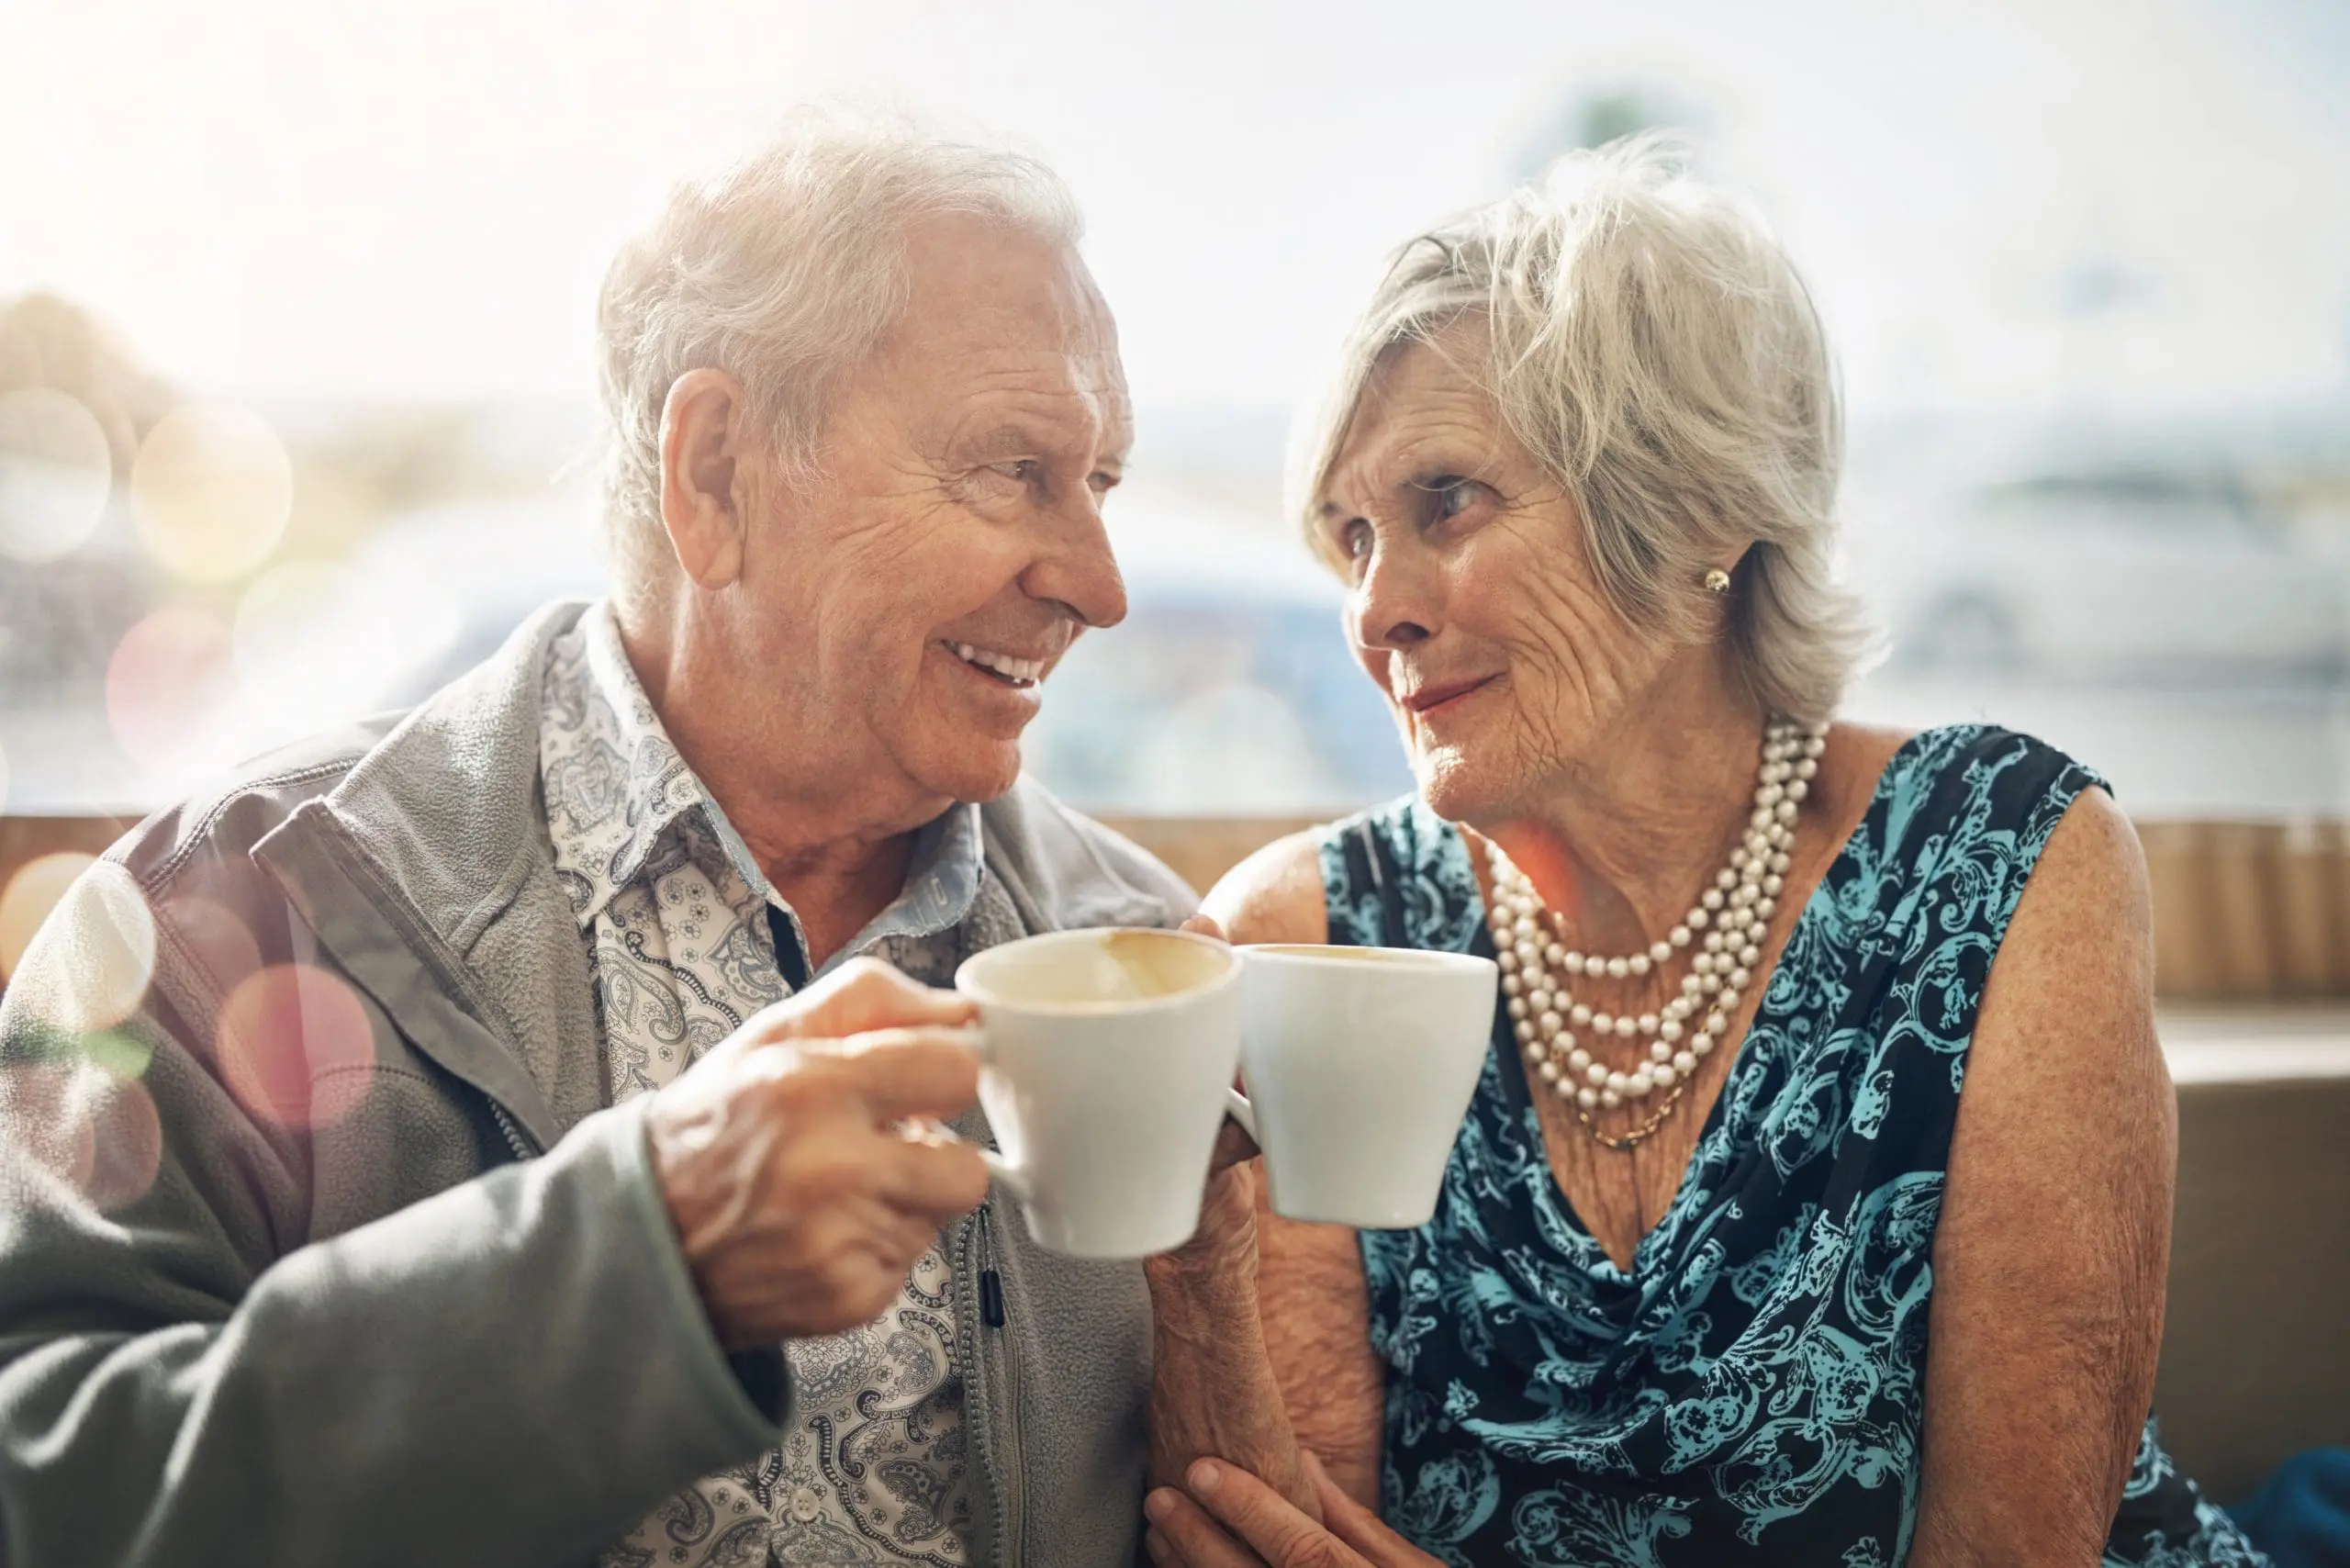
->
[[733, 216, 1131, 811]]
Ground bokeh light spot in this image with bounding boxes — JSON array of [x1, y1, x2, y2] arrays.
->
[[0, 857, 157, 1036], [83, 1074, 162, 1211], [81, 1029, 156, 1081], [0, 851, 98, 984], [0, 1063, 162, 1214], [0, 387, 112, 564], [0, 1064, 95, 1201], [217, 963, 377, 1129], [106, 607, 241, 780], [129, 402, 292, 583]]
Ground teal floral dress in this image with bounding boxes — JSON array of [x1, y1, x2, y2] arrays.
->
[[1319, 726, 2263, 1567]]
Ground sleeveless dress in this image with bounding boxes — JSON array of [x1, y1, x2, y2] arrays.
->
[[1318, 725, 2265, 1567]]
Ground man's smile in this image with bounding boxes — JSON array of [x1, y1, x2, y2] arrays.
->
[[940, 639, 1048, 689]]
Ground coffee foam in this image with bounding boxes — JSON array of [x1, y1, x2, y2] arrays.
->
[[970, 930, 1229, 1007]]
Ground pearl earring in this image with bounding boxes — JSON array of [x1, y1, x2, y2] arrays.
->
[[1703, 567, 1731, 595]]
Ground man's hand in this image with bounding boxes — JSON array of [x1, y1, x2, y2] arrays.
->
[[643, 957, 990, 1345], [1146, 1452, 1441, 1568]]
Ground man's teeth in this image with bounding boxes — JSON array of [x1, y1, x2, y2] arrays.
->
[[950, 643, 1046, 683]]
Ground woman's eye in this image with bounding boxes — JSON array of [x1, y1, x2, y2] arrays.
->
[[1432, 478, 1483, 521], [1340, 519, 1373, 564]]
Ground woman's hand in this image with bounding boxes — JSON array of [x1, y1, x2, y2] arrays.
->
[[1145, 1451, 1440, 1568], [1141, 910, 1320, 1515]]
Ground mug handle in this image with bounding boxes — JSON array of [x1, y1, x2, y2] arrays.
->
[[1224, 1085, 1259, 1143], [979, 1148, 1034, 1204], [952, 1024, 1035, 1204]]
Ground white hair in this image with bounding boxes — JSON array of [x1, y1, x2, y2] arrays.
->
[[1290, 133, 1874, 723], [596, 104, 1083, 603]]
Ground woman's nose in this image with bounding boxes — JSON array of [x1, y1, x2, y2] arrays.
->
[[1352, 542, 1435, 650]]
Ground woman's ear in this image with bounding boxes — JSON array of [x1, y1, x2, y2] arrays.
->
[[657, 368, 754, 589]]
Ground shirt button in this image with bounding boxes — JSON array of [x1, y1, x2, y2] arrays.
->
[[789, 1487, 823, 1523]]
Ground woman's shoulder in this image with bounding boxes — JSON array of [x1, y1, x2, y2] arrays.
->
[[1203, 827, 1330, 946], [1203, 794, 1483, 953], [1840, 722, 2119, 946], [1873, 723, 2109, 855]]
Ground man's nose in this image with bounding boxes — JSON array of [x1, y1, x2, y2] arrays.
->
[[1021, 491, 1127, 631]]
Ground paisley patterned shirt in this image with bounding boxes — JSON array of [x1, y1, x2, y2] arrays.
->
[[541, 604, 980, 1567], [1321, 726, 2266, 1567]]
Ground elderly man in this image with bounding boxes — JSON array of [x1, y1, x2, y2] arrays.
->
[[0, 113, 1198, 1566]]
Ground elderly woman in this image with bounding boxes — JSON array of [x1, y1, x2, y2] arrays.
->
[[1139, 138, 2263, 1566]]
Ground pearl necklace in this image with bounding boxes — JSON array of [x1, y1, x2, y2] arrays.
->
[[1483, 718, 1827, 1150]]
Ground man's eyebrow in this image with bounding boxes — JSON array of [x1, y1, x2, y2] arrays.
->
[[957, 423, 1048, 462], [957, 420, 1131, 472]]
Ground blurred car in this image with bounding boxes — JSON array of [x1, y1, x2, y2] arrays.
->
[[1854, 467, 2348, 684]]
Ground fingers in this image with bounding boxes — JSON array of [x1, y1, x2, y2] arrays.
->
[[1301, 1452, 1406, 1562], [1144, 1487, 1270, 1568], [1209, 1114, 1260, 1174], [820, 1026, 985, 1122], [1181, 913, 1229, 943], [747, 957, 978, 1042], [872, 1132, 990, 1221], [1172, 1460, 1359, 1567]]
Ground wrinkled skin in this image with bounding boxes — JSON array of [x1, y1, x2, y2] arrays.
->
[[624, 211, 1133, 962]]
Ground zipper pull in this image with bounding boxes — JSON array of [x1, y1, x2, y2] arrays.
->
[[978, 1205, 1006, 1329]]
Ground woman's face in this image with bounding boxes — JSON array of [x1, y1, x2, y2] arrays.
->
[[1315, 333, 1683, 824]]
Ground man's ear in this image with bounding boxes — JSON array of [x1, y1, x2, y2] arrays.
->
[[657, 368, 755, 589]]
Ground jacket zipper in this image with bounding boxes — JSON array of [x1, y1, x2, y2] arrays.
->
[[487, 1100, 538, 1161], [969, 1202, 1024, 1566]]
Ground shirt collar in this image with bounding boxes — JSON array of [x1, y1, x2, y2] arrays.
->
[[541, 602, 986, 956]]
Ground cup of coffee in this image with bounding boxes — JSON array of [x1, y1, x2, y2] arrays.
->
[[954, 926, 1243, 1258], [1226, 944, 1497, 1228]]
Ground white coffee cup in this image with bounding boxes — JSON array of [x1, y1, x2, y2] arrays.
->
[[1225, 944, 1497, 1228], [954, 927, 1243, 1259]]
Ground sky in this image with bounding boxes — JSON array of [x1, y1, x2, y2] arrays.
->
[[2, 0, 2346, 420]]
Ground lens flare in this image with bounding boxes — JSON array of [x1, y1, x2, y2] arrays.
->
[[0, 852, 99, 985], [0, 857, 156, 1036], [106, 607, 241, 780], [129, 402, 292, 583], [216, 963, 377, 1130], [0, 387, 112, 564]]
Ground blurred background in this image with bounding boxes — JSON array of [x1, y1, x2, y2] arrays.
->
[[2, 0, 2347, 823]]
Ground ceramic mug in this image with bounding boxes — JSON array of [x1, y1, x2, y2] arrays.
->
[[1225, 944, 1497, 1228], [953, 926, 1243, 1258]]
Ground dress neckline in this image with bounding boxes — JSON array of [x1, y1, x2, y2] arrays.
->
[[1456, 727, 1931, 1281]]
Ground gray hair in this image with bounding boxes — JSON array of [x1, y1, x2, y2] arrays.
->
[[1290, 133, 1874, 723], [596, 105, 1083, 601]]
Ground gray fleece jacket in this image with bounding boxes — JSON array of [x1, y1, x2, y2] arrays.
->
[[0, 601, 1195, 1568]]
